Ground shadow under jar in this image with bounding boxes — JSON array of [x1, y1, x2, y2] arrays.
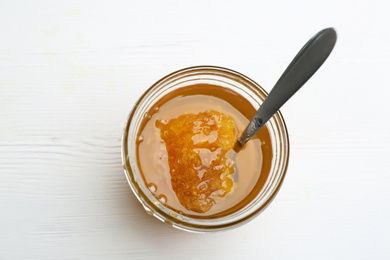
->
[[122, 66, 289, 233]]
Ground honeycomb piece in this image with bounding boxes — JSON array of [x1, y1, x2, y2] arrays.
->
[[156, 110, 236, 213]]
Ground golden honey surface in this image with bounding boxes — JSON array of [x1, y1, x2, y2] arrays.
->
[[136, 84, 272, 217]]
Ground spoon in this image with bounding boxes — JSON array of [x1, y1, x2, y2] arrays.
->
[[236, 28, 337, 148]]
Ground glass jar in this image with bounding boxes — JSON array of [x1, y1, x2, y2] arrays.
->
[[121, 66, 289, 233]]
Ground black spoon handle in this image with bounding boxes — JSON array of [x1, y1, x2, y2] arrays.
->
[[237, 28, 337, 147]]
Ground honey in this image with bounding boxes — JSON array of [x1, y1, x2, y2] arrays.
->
[[136, 84, 272, 217], [156, 110, 236, 213]]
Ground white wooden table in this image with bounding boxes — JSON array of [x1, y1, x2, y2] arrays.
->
[[1, 0, 390, 259]]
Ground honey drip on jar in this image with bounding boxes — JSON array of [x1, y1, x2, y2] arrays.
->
[[156, 110, 236, 213]]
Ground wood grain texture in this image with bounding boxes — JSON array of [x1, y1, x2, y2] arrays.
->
[[1, 0, 390, 259]]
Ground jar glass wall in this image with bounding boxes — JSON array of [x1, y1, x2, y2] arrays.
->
[[121, 66, 289, 233]]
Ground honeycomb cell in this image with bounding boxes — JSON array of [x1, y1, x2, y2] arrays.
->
[[156, 110, 237, 213]]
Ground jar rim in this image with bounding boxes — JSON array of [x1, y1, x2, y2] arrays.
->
[[121, 65, 290, 232]]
